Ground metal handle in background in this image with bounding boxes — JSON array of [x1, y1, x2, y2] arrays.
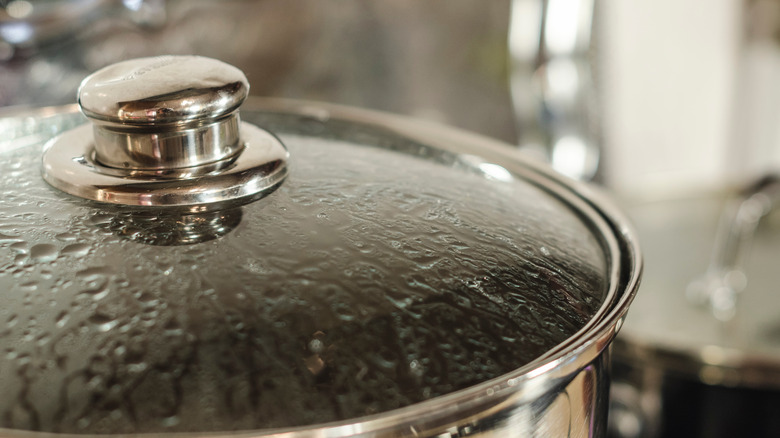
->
[[686, 175, 780, 321], [508, 0, 600, 181]]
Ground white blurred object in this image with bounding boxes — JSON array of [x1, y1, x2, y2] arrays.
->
[[729, 0, 780, 182], [599, 0, 746, 196]]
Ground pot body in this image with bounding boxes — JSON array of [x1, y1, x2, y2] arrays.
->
[[0, 100, 640, 437]]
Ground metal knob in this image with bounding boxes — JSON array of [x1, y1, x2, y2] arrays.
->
[[41, 56, 288, 210], [79, 56, 247, 170]]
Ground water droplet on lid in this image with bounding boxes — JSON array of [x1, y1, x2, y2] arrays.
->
[[16, 353, 31, 366], [36, 333, 51, 347], [30, 244, 58, 262], [88, 313, 119, 332], [163, 319, 183, 336], [61, 243, 90, 257], [76, 267, 111, 300], [10, 242, 28, 254], [55, 232, 78, 242], [89, 214, 113, 226], [136, 291, 159, 306], [55, 310, 69, 328]]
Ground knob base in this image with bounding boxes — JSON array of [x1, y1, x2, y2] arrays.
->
[[42, 122, 288, 211]]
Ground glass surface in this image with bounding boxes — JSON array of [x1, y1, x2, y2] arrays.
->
[[0, 108, 607, 433]]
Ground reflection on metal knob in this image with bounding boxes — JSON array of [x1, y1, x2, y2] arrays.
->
[[41, 55, 288, 210]]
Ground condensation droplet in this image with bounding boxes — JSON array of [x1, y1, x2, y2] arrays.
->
[[136, 291, 159, 307], [36, 333, 51, 347], [10, 242, 28, 253], [55, 232, 78, 242], [55, 310, 69, 328], [30, 244, 58, 262], [76, 266, 113, 300], [163, 319, 183, 336], [61, 243, 90, 258], [88, 313, 119, 332], [20, 281, 37, 291], [89, 214, 113, 226]]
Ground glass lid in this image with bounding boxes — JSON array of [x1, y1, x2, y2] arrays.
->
[[0, 57, 623, 435]]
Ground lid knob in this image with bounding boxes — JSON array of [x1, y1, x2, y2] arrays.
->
[[41, 56, 288, 210], [78, 56, 248, 170]]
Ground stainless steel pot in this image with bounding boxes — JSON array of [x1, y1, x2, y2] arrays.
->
[[0, 56, 640, 437]]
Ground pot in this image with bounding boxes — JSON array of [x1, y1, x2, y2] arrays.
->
[[0, 56, 640, 437], [609, 179, 780, 438]]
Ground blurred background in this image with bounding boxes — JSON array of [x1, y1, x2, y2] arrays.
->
[[3, 1, 780, 437], [3, 0, 774, 194]]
